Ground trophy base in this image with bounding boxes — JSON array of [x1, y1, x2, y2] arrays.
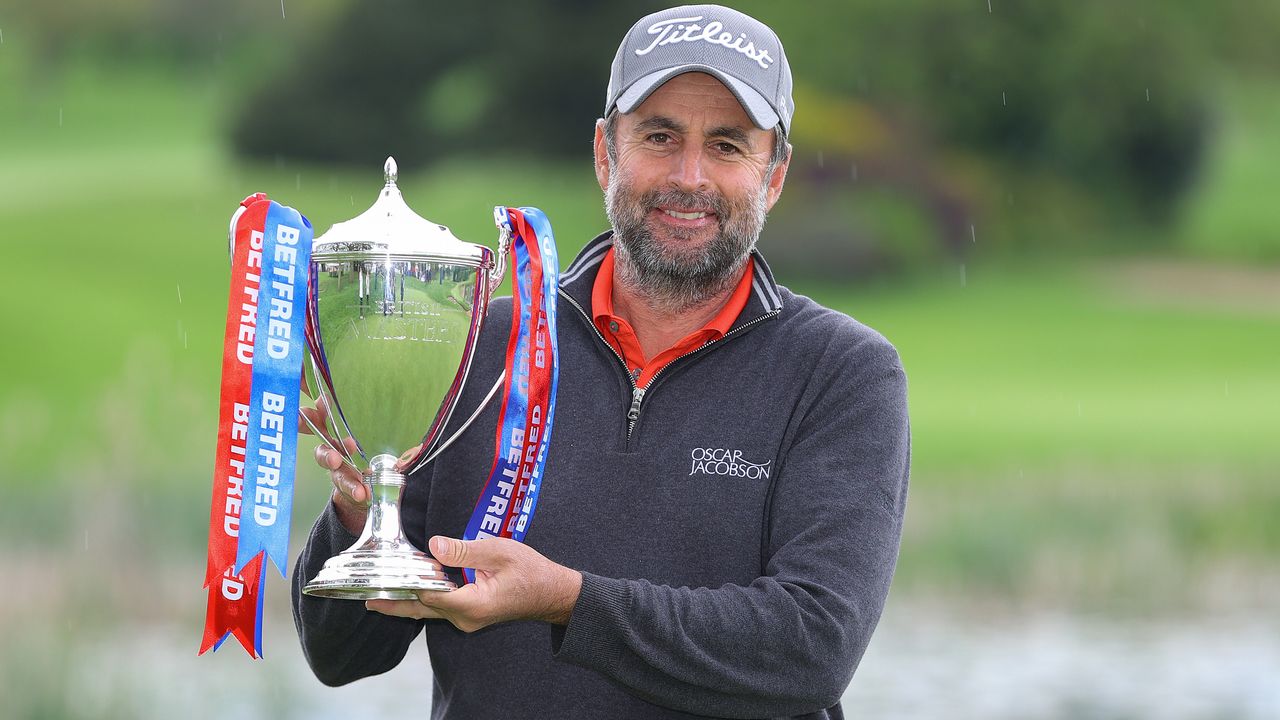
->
[[303, 549, 457, 600]]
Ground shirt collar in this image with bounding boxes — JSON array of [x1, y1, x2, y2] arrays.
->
[[590, 247, 755, 338]]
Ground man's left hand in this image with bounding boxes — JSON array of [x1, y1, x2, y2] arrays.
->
[[365, 536, 583, 631]]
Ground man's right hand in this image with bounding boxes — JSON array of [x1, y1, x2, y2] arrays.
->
[[299, 394, 369, 536], [316, 437, 368, 536]]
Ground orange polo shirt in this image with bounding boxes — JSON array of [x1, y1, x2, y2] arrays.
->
[[592, 248, 755, 388]]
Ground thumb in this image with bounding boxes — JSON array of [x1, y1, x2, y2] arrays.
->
[[430, 536, 505, 570]]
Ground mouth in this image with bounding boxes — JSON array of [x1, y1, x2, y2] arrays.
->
[[662, 208, 710, 220], [652, 205, 719, 228]]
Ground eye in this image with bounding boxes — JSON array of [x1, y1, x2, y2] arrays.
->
[[647, 132, 672, 145], [713, 141, 741, 155]]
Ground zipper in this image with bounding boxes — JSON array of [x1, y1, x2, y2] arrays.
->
[[563, 293, 642, 438], [563, 291, 780, 443]]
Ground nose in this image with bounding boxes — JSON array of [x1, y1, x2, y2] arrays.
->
[[666, 143, 710, 193]]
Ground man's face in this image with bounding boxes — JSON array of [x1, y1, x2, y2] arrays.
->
[[594, 72, 789, 305]]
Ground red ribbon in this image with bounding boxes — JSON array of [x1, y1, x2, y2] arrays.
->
[[201, 193, 270, 657], [500, 209, 551, 537]]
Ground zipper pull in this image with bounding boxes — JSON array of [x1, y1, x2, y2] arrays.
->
[[627, 387, 646, 423]]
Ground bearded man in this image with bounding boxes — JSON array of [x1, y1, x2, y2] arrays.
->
[[294, 5, 910, 718]]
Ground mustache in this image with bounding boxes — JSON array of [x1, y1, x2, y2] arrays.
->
[[638, 189, 730, 221]]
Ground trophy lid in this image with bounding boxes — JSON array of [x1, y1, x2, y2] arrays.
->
[[312, 157, 485, 263]]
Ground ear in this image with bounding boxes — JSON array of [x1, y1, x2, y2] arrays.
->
[[764, 139, 791, 212], [593, 119, 610, 193]]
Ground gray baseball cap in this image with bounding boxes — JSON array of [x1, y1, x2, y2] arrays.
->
[[605, 4, 794, 135]]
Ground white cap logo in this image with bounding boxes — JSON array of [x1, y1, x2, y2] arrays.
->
[[634, 15, 775, 70]]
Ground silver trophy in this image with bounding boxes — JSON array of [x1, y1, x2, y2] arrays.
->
[[300, 157, 508, 600]]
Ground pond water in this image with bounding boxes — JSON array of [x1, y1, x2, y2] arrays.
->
[[39, 602, 1280, 719]]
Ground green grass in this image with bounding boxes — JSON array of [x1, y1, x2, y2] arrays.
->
[[800, 264, 1280, 475]]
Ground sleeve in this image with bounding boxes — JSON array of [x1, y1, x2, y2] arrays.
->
[[550, 334, 911, 717], [290, 500, 425, 686]]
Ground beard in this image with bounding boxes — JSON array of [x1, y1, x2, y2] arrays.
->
[[605, 171, 768, 313]]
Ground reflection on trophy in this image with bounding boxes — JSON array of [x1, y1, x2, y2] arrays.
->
[[301, 157, 506, 600]]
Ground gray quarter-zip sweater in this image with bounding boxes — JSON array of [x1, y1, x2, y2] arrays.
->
[[292, 232, 911, 719]]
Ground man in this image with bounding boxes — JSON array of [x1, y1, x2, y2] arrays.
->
[[294, 5, 910, 718]]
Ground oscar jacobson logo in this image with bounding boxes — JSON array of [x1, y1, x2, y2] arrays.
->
[[689, 447, 771, 480]]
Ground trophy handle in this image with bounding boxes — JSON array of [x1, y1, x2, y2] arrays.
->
[[416, 369, 506, 467], [300, 354, 361, 472], [488, 206, 512, 301]]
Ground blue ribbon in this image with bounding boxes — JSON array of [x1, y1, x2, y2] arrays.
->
[[236, 202, 313, 577], [462, 208, 559, 581], [510, 209, 559, 542]]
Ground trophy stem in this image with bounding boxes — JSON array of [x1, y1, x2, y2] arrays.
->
[[303, 453, 457, 599], [366, 459, 408, 545]]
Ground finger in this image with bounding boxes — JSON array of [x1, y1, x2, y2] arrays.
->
[[365, 599, 445, 620], [429, 536, 510, 571], [412, 582, 480, 613], [314, 443, 344, 472], [312, 436, 358, 469], [299, 400, 345, 451], [395, 443, 424, 471], [316, 444, 366, 504], [298, 405, 323, 436]]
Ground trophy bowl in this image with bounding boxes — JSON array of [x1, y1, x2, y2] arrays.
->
[[301, 157, 505, 600]]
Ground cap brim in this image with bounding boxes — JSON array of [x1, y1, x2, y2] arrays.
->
[[614, 65, 780, 131]]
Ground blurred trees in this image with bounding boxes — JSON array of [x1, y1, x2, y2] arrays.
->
[[228, 0, 673, 167], [225, 2, 1252, 210], [755, 1, 1213, 221], [222, 0, 1278, 272], [9, 0, 1279, 267]]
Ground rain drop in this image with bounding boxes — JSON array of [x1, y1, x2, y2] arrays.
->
[[177, 283, 183, 304], [1002, 91, 1007, 106], [959, 263, 967, 287], [281, 0, 286, 19], [987, 0, 992, 12], [971, 224, 977, 244], [1146, 88, 1150, 102]]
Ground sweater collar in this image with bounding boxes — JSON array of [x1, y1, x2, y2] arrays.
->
[[558, 230, 784, 330]]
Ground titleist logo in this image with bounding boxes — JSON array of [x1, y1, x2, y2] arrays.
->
[[636, 16, 775, 70]]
